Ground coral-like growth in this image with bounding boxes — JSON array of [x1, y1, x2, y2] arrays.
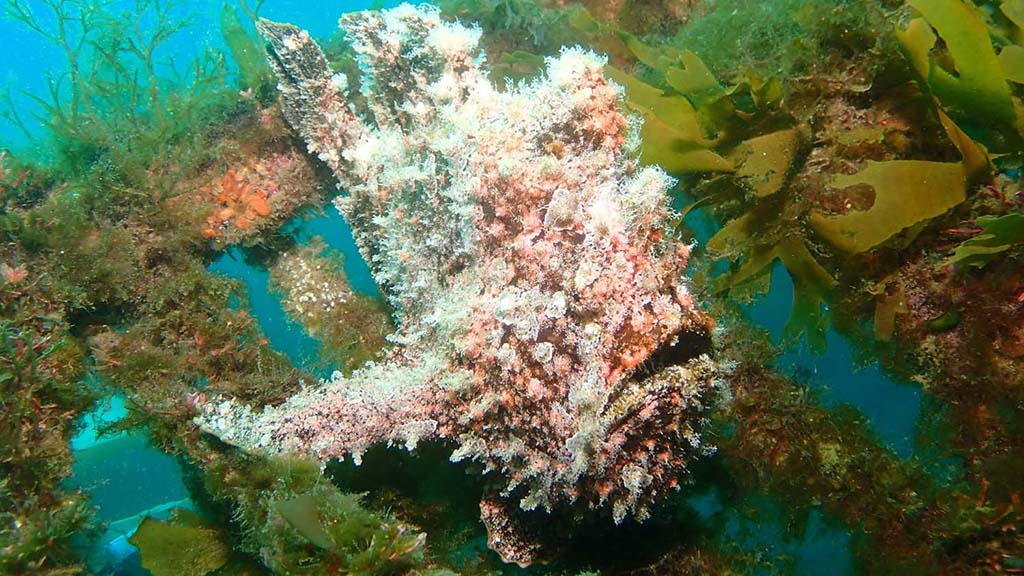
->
[[197, 4, 722, 562], [202, 167, 274, 239], [180, 115, 323, 246]]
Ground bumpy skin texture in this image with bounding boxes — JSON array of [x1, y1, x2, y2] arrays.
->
[[198, 4, 722, 561]]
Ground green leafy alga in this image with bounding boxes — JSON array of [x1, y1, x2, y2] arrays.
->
[[727, 128, 800, 197], [605, 66, 732, 174], [273, 493, 336, 549], [709, 213, 836, 353], [809, 160, 967, 253], [221, 3, 273, 94], [129, 512, 230, 576], [946, 213, 1024, 268], [896, 0, 1023, 149]]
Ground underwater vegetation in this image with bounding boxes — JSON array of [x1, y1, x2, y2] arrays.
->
[[2, 0, 235, 190], [549, 0, 1020, 356], [0, 0, 1022, 574], [0, 267, 96, 575]]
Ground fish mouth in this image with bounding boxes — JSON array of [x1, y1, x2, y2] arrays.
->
[[631, 325, 714, 384]]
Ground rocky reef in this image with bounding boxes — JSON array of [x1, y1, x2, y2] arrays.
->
[[197, 3, 722, 563]]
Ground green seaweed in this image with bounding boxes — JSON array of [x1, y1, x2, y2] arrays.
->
[[737, 68, 784, 110], [603, 64, 708, 143], [632, 103, 735, 174], [0, 482, 94, 575], [21, 191, 141, 311], [935, 105, 992, 184], [668, 0, 887, 79], [604, 65, 732, 174], [997, 0, 1024, 83], [805, 72, 991, 257], [601, 29, 839, 352], [871, 279, 908, 342], [610, 33, 802, 182], [0, 268, 95, 575], [1004, 0, 1024, 27], [619, 32, 736, 140], [492, 50, 546, 82], [3, 0, 232, 168], [727, 128, 800, 197], [272, 494, 335, 550], [662, 51, 736, 137], [602, 41, 738, 174], [194, 454, 442, 575], [710, 228, 836, 353], [896, 0, 1024, 150], [260, 474, 429, 574], [1000, 44, 1024, 82], [129, 511, 231, 576], [924, 308, 962, 332], [221, 3, 274, 99], [809, 160, 967, 253], [946, 213, 1024, 268], [438, 0, 574, 52]]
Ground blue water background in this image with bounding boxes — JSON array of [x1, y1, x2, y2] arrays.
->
[[0, 0, 396, 152], [6, 2, 397, 572], [748, 261, 921, 458], [209, 246, 325, 369], [282, 207, 382, 297]]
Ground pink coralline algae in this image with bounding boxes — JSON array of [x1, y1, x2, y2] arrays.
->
[[197, 3, 724, 564]]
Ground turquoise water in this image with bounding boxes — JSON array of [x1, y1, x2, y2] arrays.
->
[[66, 199, 397, 571], [67, 206, 379, 570], [209, 208, 381, 370], [682, 197, 921, 458], [0, 3, 396, 570], [0, 1, 396, 152], [68, 397, 192, 574]]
